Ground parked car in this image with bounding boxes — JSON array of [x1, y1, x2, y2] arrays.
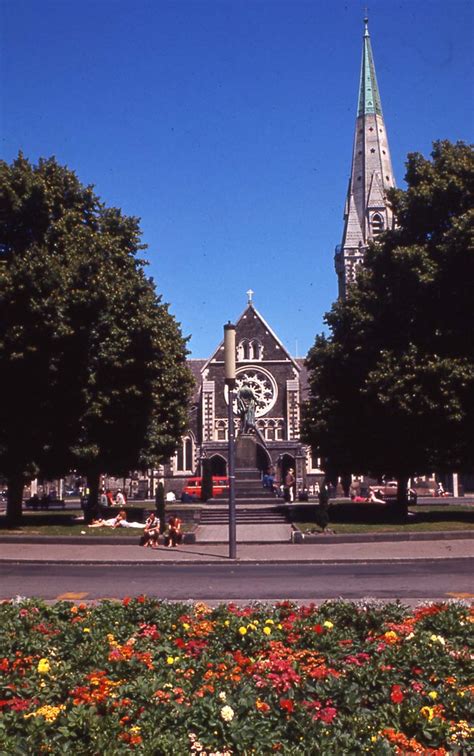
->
[[182, 476, 229, 500]]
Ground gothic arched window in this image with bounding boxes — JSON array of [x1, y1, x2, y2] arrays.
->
[[216, 420, 227, 441], [176, 436, 193, 472], [371, 213, 384, 236], [250, 339, 263, 360], [237, 340, 250, 361]]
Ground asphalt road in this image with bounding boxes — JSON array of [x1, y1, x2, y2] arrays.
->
[[1, 559, 472, 603]]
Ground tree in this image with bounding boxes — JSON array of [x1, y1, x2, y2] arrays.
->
[[0, 155, 193, 526], [302, 141, 474, 516]]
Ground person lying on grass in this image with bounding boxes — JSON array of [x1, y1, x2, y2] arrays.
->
[[88, 510, 145, 528]]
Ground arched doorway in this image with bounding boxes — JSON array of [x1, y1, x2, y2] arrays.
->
[[210, 454, 227, 476], [277, 454, 295, 486]]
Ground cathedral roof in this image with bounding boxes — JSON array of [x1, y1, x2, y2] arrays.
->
[[200, 301, 301, 373]]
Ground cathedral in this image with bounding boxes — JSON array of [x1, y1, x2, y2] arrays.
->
[[163, 291, 318, 497], [161, 18, 395, 498]]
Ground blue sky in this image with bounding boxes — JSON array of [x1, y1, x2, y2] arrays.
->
[[2, 0, 473, 357]]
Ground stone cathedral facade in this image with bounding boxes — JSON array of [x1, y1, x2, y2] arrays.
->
[[163, 297, 322, 497]]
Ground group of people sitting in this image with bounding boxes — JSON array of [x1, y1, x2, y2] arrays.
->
[[88, 510, 183, 548], [140, 514, 183, 549]]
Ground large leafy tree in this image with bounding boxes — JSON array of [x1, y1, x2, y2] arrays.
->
[[0, 155, 193, 526], [302, 140, 474, 514]]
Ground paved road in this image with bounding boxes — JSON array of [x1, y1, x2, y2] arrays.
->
[[1, 558, 472, 603]]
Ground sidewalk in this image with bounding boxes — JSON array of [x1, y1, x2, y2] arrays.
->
[[0, 536, 472, 564]]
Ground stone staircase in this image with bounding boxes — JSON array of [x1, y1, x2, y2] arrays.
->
[[201, 469, 289, 526], [200, 504, 289, 525]]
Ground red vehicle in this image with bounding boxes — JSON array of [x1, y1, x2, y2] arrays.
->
[[182, 476, 229, 499]]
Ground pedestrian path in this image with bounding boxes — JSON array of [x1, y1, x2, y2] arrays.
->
[[0, 538, 472, 564], [195, 523, 292, 543]]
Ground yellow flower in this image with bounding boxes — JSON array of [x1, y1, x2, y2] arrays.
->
[[83, 627, 91, 633], [248, 623, 257, 631], [323, 620, 334, 630], [182, 622, 190, 631], [25, 704, 65, 723], [37, 658, 50, 675], [239, 627, 247, 635], [420, 706, 435, 721], [277, 623, 283, 630], [166, 656, 175, 665], [384, 631, 398, 642], [224, 620, 230, 626], [263, 626, 271, 635], [428, 691, 438, 700], [265, 619, 274, 625]]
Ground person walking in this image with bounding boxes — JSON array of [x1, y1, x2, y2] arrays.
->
[[284, 468, 295, 503]]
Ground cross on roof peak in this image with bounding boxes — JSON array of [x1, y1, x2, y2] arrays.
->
[[246, 288, 254, 304]]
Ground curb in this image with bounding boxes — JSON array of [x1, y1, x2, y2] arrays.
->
[[0, 530, 473, 545], [291, 530, 474, 544], [1, 556, 472, 566]]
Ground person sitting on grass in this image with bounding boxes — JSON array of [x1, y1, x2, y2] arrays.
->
[[88, 510, 145, 529], [164, 515, 183, 547]]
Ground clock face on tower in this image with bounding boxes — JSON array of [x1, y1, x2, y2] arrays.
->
[[225, 366, 278, 417]]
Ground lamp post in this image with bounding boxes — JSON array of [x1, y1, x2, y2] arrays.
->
[[224, 322, 237, 559]]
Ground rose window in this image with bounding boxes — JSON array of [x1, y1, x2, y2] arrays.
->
[[226, 367, 277, 417]]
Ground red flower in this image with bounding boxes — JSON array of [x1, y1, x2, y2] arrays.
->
[[313, 624, 324, 634], [318, 706, 337, 724], [390, 684, 404, 704], [279, 698, 294, 713]]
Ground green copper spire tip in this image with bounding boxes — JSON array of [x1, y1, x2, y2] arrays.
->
[[357, 17, 383, 117]]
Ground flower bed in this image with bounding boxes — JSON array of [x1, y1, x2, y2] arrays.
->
[[0, 598, 472, 754]]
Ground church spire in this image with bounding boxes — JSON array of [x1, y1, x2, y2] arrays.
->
[[358, 18, 383, 117], [335, 18, 396, 298]]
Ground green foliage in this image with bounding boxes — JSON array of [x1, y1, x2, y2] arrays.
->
[[0, 154, 194, 525], [201, 458, 213, 502], [303, 141, 474, 495], [0, 598, 472, 753]]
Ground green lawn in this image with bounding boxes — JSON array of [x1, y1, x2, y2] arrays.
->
[[296, 503, 474, 534], [0, 503, 473, 537]]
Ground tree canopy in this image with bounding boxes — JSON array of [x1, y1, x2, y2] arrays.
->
[[302, 140, 474, 504], [0, 154, 193, 525]]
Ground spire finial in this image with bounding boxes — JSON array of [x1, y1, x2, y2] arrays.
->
[[364, 11, 369, 35], [246, 288, 254, 304]]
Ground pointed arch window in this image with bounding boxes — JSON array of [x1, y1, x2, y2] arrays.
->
[[237, 340, 250, 361], [176, 436, 194, 473], [215, 420, 227, 441], [238, 339, 263, 361], [250, 339, 263, 360], [371, 213, 384, 236]]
